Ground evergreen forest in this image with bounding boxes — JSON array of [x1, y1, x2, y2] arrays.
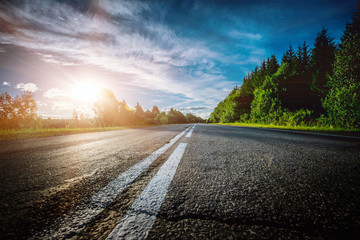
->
[[209, 9, 360, 129]]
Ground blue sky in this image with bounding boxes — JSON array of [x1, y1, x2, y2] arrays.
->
[[0, 0, 357, 118]]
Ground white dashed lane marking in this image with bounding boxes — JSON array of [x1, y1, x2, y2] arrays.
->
[[32, 126, 191, 240], [186, 124, 196, 138], [106, 143, 188, 240]]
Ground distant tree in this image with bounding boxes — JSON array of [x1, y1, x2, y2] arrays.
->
[[154, 112, 168, 124], [281, 44, 296, 75], [145, 109, 153, 119], [134, 102, 146, 124], [0, 91, 38, 128], [151, 105, 160, 117], [71, 108, 79, 127], [135, 102, 144, 115], [119, 99, 134, 125], [93, 89, 120, 127], [266, 54, 280, 76], [0, 91, 13, 124], [174, 109, 187, 123], [185, 113, 205, 123], [295, 42, 311, 74], [185, 113, 196, 123], [72, 108, 78, 121], [323, 8, 360, 128], [14, 91, 38, 123], [167, 108, 187, 124], [310, 27, 336, 97]]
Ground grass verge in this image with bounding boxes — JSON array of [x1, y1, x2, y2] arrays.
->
[[0, 125, 155, 141], [214, 122, 360, 137]]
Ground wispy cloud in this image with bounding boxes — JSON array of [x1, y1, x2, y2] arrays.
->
[[51, 101, 73, 111], [0, 0, 251, 118], [178, 107, 211, 111], [16, 82, 39, 92], [44, 88, 72, 99], [2, 81, 10, 86], [0, 0, 221, 97], [228, 30, 262, 40], [1, 0, 353, 119]]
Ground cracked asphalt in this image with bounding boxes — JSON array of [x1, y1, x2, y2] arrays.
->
[[1, 124, 360, 239]]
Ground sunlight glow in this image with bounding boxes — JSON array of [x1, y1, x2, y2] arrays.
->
[[72, 80, 101, 103]]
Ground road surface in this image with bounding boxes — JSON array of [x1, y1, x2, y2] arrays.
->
[[0, 124, 359, 239]]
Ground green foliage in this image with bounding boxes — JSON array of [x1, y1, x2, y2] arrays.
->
[[322, 10, 360, 128], [310, 27, 336, 95], [278, 109, 314, 126], [209, 8, 359, 129], [167, 108, 187, 124], [1, 89, 204, 130], [294, 42, 311, 74], [154, 112, 168, 124], [0, 91, 38, 129], [323, 83, 360, 128], [209, 55, 280, 123], [185, 113, 205, 123], [91, 89, 203, 127], [93, 89, 122, 127]]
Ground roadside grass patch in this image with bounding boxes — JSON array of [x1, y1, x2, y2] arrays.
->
[[214, 122, 360, 136], [0, 126, 153, 141]]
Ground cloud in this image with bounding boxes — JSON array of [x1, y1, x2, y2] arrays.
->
[[74, 105, 94, 117], [51, 101, 73, 111], [16, 82, 39, 92], [44, 88, 72, 99], [36, 100, 47, 107], [178, 106, 211, 111], [228, 30, 262, 40], [0, 0, 280, 118], [2, 81, 10, 86], [0, 1, 224, 98]]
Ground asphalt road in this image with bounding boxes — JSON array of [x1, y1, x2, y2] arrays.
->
[[0, 124, 359, 239]]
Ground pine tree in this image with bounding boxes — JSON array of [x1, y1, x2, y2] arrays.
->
[[267, 54, 279, 75], [151, 105, 160, 118], [281, 44, 296, 75], [311, 27, 336, 96], [323, 8, 360, 128], [294, 42, 310, 74], [135, 102, 144, 115], [301, 41, 311, 72]]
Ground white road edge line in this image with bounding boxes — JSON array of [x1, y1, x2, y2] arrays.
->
[[185, 124, 195, 138], [106, 143, 188, 240], [31, 126, 191, 240]]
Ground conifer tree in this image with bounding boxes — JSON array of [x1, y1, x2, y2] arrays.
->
[[311, 27, 336, 96], [281, 44, 296, 75], [323, 8, 360, 128]]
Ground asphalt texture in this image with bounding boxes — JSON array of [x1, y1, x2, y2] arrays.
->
[[1, 124, 360, 239]]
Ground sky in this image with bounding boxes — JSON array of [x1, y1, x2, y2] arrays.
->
[[0, 0, 358, 119]]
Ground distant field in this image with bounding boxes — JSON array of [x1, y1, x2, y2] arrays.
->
[[215, 122, 360, 137], [0, 126, 153, 141]]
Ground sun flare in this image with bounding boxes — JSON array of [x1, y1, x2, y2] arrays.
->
[[72, 81, 101, 103]]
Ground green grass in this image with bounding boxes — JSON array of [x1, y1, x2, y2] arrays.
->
[[214, 122, 360, 136], [0, 125, 154, 141]]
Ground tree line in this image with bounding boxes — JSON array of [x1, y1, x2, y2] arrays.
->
[[209, 9, 360, 129], [91, 88, 204, 127], [0, 88, 204, 129], [0, 91, 38, 129]]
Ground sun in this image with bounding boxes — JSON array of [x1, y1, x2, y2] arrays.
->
[[72, 81, 101, 103]]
